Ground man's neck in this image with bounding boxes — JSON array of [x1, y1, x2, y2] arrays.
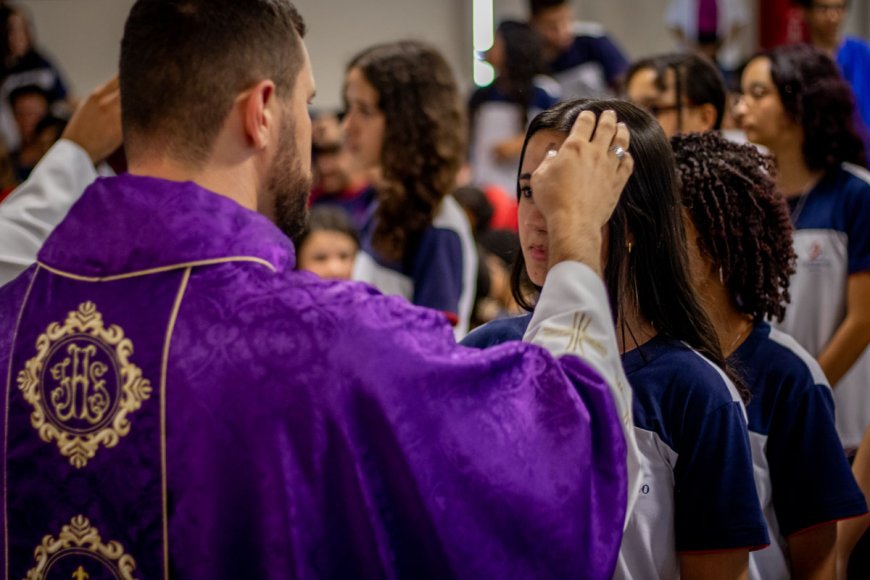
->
[[128, 158, 259, 212], [810, 31, 841, 56]]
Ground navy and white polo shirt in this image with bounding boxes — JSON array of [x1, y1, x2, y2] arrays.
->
[[734, 322, 867, 579], [352, 194, 477, 339], [469, 79, 560, 196], [463, 319, 769, 579], [777, 163, 870, 449], [548, 22, 629, 99], [613, 336, 768, 579]]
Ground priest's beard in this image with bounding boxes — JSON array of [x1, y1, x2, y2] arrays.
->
[[265, 118, 312, 246]]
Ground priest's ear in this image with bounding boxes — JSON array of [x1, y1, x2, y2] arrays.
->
[[242, 79, 278, 150]]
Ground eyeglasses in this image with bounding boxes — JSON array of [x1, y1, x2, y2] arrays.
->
[[810, 2, 848, 13], [644, 102, 686, 117]]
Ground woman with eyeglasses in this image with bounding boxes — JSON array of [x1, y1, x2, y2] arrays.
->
[[734, 43, 870, 455]]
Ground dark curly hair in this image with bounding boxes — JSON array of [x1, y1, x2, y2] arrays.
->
[[347, 41, 466, 263], [672, 132, 796, 322], [761, 43, 866, 170], [624, 52, 727, 131], [510, 99, 748, 400]]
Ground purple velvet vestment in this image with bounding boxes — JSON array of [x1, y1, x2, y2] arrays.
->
[[0, 174, 627, 578]]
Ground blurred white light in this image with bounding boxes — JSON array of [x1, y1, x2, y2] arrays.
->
[[474, 60, 495, 87], [472, 0, 494, 87], [473, 0, 494, 52]]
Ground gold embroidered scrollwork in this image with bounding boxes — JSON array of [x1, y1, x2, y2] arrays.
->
[[26, 515, 138, 579], [16, 301, 152, 468]]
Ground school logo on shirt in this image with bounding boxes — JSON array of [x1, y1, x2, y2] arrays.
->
[[16, 301, 152, 468], [26, 515, 139, 579]]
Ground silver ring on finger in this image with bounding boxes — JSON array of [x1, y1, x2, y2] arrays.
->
[[609, 145, 626, 162]]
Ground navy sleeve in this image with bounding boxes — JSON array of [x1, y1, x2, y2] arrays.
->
[[593, 36, 629, 87], [844, 175, 870, 274], [674, 401, 769, 552], [411, 226, 465, 317], [769, 382, 868, 535], [460, 315, 532, 349]]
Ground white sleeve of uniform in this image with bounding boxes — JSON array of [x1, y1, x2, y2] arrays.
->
[[524, 260, 641, 526], [0, 139, 97, 286]]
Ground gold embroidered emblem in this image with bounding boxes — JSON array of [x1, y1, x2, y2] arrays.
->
[[26, 515, 138, 579], [16, 301, 152, 468], [541, 312, 607, 358]]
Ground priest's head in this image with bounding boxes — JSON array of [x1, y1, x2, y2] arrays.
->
[[119, 0, 315, 242]]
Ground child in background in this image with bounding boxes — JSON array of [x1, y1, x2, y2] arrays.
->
[[296, 206, 359, 281]]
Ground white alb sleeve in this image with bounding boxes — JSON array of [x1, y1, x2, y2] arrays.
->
[[0, 139, 98, 286], [524, 260, 641, 526]]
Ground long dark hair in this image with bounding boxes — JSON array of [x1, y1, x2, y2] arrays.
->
[[347, 41, 466, 263], [511, 99, 744, 397], [762, 43, 866, 170]]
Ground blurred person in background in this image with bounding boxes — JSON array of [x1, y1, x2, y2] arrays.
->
[[624, 52, 726, 138], [309, 111, 370, 232], [469, 20, 558, 196], [343, 40, 477, 338], [794, 0, 870, 164], [735, 44, 870, 455], [528, 0, 629, 98], [0, 6, 71, 151], [665, 0, 749, 83], [295, 205, 359, 280]]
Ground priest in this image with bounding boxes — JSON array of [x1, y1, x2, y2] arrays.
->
[[0, 0, 637, 577]]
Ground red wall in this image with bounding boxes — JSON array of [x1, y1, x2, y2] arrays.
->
[[759, 0, 807, 48]]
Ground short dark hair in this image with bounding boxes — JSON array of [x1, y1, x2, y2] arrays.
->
[[511, 99, 745, 398], [759, 43, 865, 170], [672, 132, 796, 322], [529, 0, 567, 18], [296, 205, 359, 254], [8, 84, 49, 108], [120, 0, 306, 167], [625, 53, 727, 131]]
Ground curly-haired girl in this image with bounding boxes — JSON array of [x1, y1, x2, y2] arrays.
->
[[673, 131, 866, 580], [342, 41, 477, 337], [735, 43, 870, 452]]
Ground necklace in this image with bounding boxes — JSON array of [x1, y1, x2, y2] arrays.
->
[[786, 173, 823, 225], [727, 317, 754, 354], [789, 190, 811, 226]]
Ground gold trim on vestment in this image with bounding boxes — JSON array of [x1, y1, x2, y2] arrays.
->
[[4, 264, 40, 578], [161, 268, 191, 577], [37, 256, 276, 282], [16, 302, 152, 469], [26, 515, 138, 579]]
